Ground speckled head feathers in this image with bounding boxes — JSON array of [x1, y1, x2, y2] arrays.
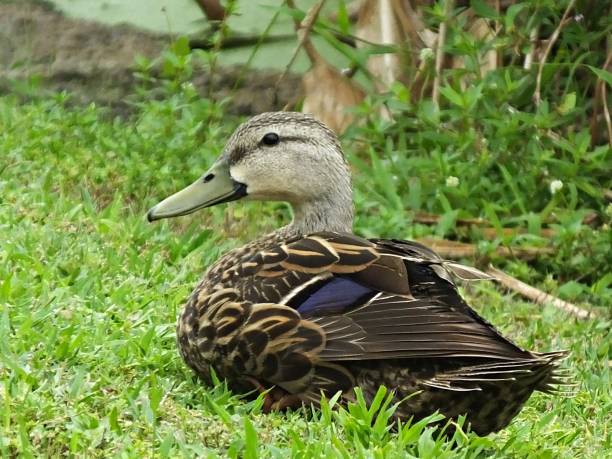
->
[[222, 111, 344, 165], [221, 112, 354, 234]]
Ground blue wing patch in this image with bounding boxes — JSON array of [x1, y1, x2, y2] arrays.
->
[[296, 277, 375, 316]]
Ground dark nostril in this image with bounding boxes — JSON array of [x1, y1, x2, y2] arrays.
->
[[203, 173, 215, 183]]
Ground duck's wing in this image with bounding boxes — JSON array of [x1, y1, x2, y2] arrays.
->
[[244, 233, 528, 357], [221, 232, 566, 395]]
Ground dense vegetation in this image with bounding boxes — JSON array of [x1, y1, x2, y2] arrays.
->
[[1, 0, 610, 457]]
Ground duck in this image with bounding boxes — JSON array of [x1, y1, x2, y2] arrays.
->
[[147, 111, 566, 435]]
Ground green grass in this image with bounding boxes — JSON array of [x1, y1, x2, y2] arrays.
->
[[1, 1, 611, 452], [0, 90, 610, 457]]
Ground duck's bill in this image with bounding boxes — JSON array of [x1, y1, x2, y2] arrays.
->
[[147, 161, 247, 222]]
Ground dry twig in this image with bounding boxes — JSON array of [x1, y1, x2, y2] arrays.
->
[[533, 0, 576, 106], [414, 212, 487, 226], [417, 237, 553, 260], [415, 211, 599, 229], [523, 26, 539, 70], [392, 0, 424, 46], [277, 0, 326, 89], [413, 212, 557, 238], [286, 0, 364, 131], [487, 266, 594, 319], [379, 0, 398, 87], [432, 0, 453, 106]]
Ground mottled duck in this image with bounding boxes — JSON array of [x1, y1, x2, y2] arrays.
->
[[147, 112, 566, 435]]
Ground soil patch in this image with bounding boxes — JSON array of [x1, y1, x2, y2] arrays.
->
[[0, 0, 301, 117]]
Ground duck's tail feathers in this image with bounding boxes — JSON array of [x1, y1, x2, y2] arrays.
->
[[420, 350, 572, 394], [533, 350, 576, 396]]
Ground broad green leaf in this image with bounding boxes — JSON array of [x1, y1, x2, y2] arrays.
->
[[587, 65, 612, 86], [439, 86, 464, 107], [172, 36, 191, 57], [505, 3, 529, 30], [557, 92, 576, 115]]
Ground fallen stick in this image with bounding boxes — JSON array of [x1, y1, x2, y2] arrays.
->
[[414, 215, 556, 239], [478, 227, 556, 239], [413, 211, 598, 237], [417, 237, 553, 260], [487, 266, 594, 320], [414, 212, 488, 226]]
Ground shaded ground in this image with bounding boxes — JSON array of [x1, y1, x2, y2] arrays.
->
[[0, 0, 301, 117]]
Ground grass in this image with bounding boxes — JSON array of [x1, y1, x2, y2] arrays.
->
[[0, 90, 609, 457]]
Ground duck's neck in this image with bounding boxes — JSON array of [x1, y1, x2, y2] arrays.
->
[[280, 190, 354, 237]]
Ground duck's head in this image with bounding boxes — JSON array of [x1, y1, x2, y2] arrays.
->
[[147, 112, 354, 233]]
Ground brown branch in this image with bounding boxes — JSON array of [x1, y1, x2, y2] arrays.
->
[[533, 0, 576, 106], [487, 266, 594, 319], [414, 211, 599, 231], [192, 0, 226, 21], [432, 0, 453, 106], [413, 213, 556, 238], [417, 237, 553, 260], [278, 0, 326, 90], [414, 212, 487, 226], [392, 0, 424, 46], [189, 33, 295, 50], [478, 227, 556, 239]]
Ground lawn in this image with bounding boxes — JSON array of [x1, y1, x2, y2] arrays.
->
[[0, 84, 609, 457]]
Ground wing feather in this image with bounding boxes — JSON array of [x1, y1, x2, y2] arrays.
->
[[227, 232, 564, 396]]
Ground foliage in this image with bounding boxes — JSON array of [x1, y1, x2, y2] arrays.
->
[[331, 0, 612, 307]]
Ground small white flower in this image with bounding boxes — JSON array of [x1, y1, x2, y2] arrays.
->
[[419, 47, 434, 61], [446, 176, 459, 187], [549, 179, 563, 195]]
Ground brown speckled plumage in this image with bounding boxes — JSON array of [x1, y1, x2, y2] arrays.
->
[[150, 112, 567, 436]]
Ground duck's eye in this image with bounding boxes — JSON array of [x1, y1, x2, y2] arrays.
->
[[261, 132, 279, 146]]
